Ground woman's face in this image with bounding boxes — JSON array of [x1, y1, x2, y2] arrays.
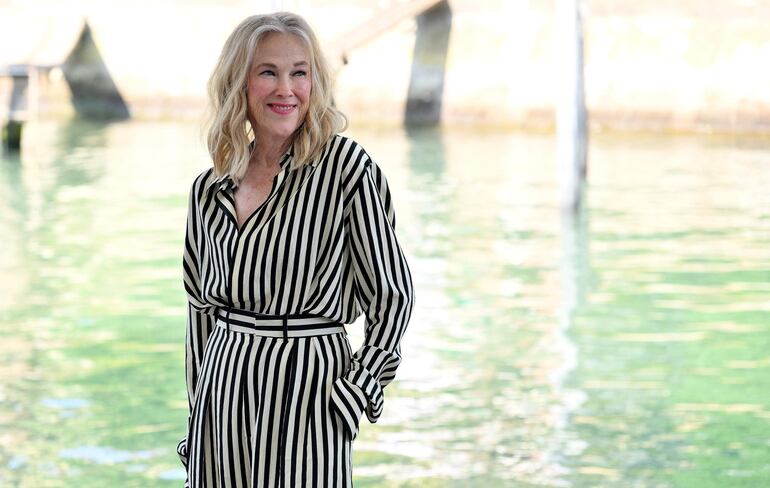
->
[[246, 32, 312, 145]]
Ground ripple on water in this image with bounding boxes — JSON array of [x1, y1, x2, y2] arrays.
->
[[58, 446, 162, 464]]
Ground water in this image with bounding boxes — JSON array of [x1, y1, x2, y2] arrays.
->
[[0, 119, 768, 487]]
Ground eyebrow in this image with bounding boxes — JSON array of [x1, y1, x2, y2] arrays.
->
[[255, 61, 309, 69]]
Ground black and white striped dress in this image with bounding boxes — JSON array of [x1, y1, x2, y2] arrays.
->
[[176, 133, 415, 487]]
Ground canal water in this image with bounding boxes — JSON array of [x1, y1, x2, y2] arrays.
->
[[0, 120, 767, 487]]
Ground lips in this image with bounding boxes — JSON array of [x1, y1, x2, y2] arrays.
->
[[268, 103, 296, 115]]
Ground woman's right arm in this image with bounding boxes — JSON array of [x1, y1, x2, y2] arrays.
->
[[178, 175, 216, 468]]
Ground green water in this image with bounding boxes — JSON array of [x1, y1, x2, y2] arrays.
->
[[0, 120, 767, 487]]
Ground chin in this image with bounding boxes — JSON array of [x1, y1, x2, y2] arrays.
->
[[274, 126, 300, 138]]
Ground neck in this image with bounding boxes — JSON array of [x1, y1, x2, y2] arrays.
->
[[251, 136, 292, 167]]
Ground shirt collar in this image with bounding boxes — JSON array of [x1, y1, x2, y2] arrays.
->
[[205, 142, 301, 194]]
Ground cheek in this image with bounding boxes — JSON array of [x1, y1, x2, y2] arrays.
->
[[298, 79, 312, 101], [248, 81, 270, 102]]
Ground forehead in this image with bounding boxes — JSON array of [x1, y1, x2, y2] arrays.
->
[[253, 32, 309, 64]]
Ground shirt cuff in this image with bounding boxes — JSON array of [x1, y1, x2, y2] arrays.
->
[[176, 436, 188, 468]]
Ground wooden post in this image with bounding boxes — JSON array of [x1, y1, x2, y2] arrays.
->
[[556, 0, 588, 213], [2, 120, 23, 151], [1, 65, 29, 152]]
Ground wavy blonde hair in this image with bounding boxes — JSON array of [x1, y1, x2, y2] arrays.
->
[[205, 12, 348, 180]]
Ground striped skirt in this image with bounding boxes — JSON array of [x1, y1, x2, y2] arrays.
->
[[177, 309, 356, 487]]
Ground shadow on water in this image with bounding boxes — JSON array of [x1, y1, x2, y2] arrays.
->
[[405, 125, 446, 175]]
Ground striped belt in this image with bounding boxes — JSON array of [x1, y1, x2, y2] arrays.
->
[[216, 306, 345, 340]]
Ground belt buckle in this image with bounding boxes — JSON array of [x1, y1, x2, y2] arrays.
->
[[282, 312, 289, 341]]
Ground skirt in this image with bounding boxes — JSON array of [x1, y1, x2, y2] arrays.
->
[[177, 308, 356, 488]]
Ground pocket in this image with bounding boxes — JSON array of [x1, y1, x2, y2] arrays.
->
[[317, 333, 362, 441], [327, 333, 367, 441], [341, 334, 354, 364]]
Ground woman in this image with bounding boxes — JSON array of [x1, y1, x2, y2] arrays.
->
[[176, 12, 415, 488]]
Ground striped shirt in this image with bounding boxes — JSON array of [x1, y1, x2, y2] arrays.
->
[[182, 133, 415, 439]]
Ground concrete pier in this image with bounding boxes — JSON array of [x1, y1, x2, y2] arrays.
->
[[0, 1, 768, 134]]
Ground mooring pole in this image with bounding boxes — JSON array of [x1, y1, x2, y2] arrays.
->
[[2, 120, 22, 151], [556, 0, 588, 213], [1, 64, 29, 152]]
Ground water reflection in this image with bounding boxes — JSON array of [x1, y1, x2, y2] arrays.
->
[[0, 118, 206, 487], [0, 121, 768, 487], [561, 134, 770, 487], [344, 126, 580, 486]]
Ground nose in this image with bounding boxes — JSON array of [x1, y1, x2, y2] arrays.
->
[[275, 74, 293, 97]]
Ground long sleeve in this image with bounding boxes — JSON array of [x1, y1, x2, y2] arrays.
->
[[329, 157, 415, 440], [177, 177, 217, 469]]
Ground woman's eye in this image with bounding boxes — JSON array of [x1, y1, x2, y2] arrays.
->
[[258, 69, 306, 77]]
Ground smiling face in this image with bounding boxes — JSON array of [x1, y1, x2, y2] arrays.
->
[[246, 32, 312, 147]]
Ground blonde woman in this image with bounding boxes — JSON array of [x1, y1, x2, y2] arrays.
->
[[176, 12, 415, 488]]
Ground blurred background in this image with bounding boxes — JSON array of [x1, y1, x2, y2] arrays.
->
[[0, 0, 768, 487]]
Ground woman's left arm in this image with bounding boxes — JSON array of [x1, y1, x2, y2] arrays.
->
[[330, 156, 415, 440]]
